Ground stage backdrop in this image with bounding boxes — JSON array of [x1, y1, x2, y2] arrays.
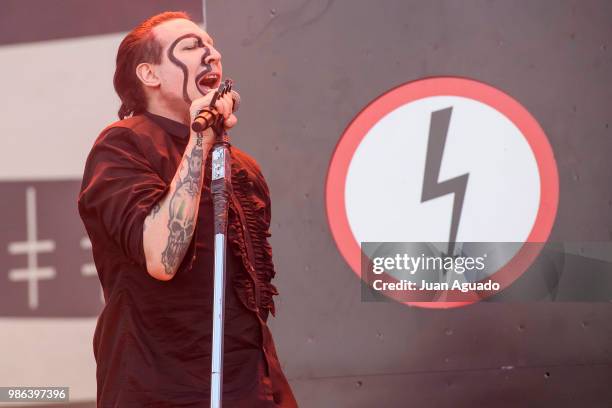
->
[[0, 0, 611, 407]]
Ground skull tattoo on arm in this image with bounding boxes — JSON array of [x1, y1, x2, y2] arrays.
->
[[160, 137, 205, 275]]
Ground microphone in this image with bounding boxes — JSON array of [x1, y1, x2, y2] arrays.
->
[[191, 90, 240, 132]]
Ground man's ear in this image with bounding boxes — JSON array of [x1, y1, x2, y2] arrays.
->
[[135, 62, 161, 89]]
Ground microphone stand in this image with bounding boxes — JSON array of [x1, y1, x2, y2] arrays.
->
[[209, 125, 231, 408], [192, 80, 234, 408]]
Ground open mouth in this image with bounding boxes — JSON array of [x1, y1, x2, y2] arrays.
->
[[197, 72, 221, 94]]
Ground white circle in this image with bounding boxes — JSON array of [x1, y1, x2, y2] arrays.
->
[[345, 96, 541, 245]]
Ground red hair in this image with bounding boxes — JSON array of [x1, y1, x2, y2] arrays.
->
[[114, 11, 192, 119]]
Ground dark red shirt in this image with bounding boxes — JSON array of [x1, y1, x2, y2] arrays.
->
[[77, 112, 297, 407]]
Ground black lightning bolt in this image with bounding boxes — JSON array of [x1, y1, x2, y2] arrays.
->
[[421, 107, 469, 258]]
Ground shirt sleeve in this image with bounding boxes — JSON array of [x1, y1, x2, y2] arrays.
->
[[78, 126, 170, 268]]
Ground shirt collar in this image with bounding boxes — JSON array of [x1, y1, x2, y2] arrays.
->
[[144, 111, 190, 140]]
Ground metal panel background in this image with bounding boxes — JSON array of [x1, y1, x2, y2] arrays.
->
[[205, 0, 612, 406]]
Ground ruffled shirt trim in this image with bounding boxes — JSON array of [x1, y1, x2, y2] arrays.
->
[[226, 156, 279, 319]]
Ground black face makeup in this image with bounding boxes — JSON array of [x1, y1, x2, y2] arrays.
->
[[167, 33, 213, 104]]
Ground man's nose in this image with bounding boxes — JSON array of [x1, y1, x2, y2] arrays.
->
[[203, 47, 221, 65]]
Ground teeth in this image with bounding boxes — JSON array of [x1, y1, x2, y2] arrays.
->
[[200, 74, 217, 83]]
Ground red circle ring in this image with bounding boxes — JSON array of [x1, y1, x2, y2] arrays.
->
[[325, 76, 559, 309]]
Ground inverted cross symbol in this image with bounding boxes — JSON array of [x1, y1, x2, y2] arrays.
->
[[7, 187, 56, 310], [80, 236, 104, 303]]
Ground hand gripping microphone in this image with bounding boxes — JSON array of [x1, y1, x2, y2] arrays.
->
[[191, 79, 240, 132]]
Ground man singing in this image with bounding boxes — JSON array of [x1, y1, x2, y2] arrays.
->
[[77, 11, 298, 407]]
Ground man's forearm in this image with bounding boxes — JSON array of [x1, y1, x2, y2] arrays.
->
[[142, 129, 212, 280]]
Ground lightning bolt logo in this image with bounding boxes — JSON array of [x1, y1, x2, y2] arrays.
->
[[421, 107, 470, 257]]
